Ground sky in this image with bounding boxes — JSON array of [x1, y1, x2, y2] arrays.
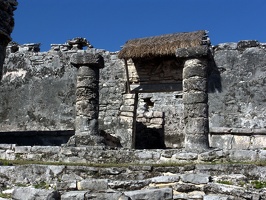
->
[[11, 0, 266, 52]]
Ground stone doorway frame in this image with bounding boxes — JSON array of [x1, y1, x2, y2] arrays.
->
[[118, 30, 211, 152]]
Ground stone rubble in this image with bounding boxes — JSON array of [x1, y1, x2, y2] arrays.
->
[[0, 156, 265, 199], [1, 2, 266, 199], [0, 146, 266, 199]]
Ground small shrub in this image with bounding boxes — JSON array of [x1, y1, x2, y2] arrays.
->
[[33, 181, 49, 189], [0, 193, 11, 198], [238, 181, 246, 187], [217, 180, 233, 185], [16, 183, 28, 187], [251, 180, 266, 189]]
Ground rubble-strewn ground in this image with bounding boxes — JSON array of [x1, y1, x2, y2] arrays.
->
[[1, 145, 266, 199]]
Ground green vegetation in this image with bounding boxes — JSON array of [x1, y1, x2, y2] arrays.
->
[[0, 159, 191, 168], [16, 183, 28, 187], [251, 180, 266, 189], [33, 181, 49, 189], [238, 181, 246, 187], [0, 193, 11, 198], [1, 158, 266, 168]]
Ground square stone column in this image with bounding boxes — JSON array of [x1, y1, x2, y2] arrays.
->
[[115, 93, 138, 148], [183, 58, 209, 152], [67, 51, 105, 146]]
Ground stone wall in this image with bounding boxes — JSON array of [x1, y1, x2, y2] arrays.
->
[[0, 40, 266, 149], [98, 52, 126, 138], [0, 43, 77, 132], [136, 92, 184, 149], [208, 41, 266, 149]]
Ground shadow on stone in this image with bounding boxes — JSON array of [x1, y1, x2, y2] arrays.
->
[[0, 130, 74, 146], [135, 122, 166, 149], [99, 130, 122, 148], [208, 56, 222, 93]]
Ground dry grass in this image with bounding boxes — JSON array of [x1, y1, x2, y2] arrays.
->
[[118, 30, 207, 59]]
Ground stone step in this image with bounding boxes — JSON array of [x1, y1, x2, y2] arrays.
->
[[1, 162, 266, 199]]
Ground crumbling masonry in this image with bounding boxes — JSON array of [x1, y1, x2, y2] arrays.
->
[[2, 1, 266, 199], [0, 1, 266, 152]]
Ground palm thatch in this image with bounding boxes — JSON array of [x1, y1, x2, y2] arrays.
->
[[118, 30, 208, 59]]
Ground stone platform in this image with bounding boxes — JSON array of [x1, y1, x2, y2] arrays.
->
[[1, 145, 266, 199]]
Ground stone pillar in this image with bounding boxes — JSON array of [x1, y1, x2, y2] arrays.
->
[[183, 58, 209, 152], [68, 51, 105, 146]]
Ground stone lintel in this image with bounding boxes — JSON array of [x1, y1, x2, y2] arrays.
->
[[70, 52, 104, 68], [176, 45, 209, 58]]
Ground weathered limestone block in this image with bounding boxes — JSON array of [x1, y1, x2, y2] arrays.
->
[[75, 101, 98, 117], [150, 117, 164, 125], [183, 59, 207, 79], [181, 173, 210, 184], [124, 188, 173, 200], [252, 136, 266, 149], [185, 134, 209, 150], [120, 105, 135, 112], [185, 117, 209, 134], [61, 191, 88, 200], [149, 175, 180, 183], [18, 43, 40, 52], [75, 117, 98, 134], [174, 152, 198, 160], [237, 40, 259, 49], [56, 181, 77, 191], [70, 51, 104, 67], [203, 183, 260, 199], [12, 187, 60, 200], [67, 37, 92, 50], [183, 92, 208, 104], [228, 150, 258, 162], [209, 134, 233, 150], [116, 93, 138, 148], [183, 103, 208, 118], [183, 77, 207, 92], [77, 179, 108, 191], [231, 135, 251, 150], [176, 45, 209, 58]]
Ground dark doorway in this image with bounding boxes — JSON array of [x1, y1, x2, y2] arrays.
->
[[135, 122, 166, 149], [0, 130, 74, 146]]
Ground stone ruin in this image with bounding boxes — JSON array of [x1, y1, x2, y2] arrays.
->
[[1, 1, 266, 199], [1, 31, 266, 152]]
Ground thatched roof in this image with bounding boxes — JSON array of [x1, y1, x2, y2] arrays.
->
[[118, 30, 208, 59]]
